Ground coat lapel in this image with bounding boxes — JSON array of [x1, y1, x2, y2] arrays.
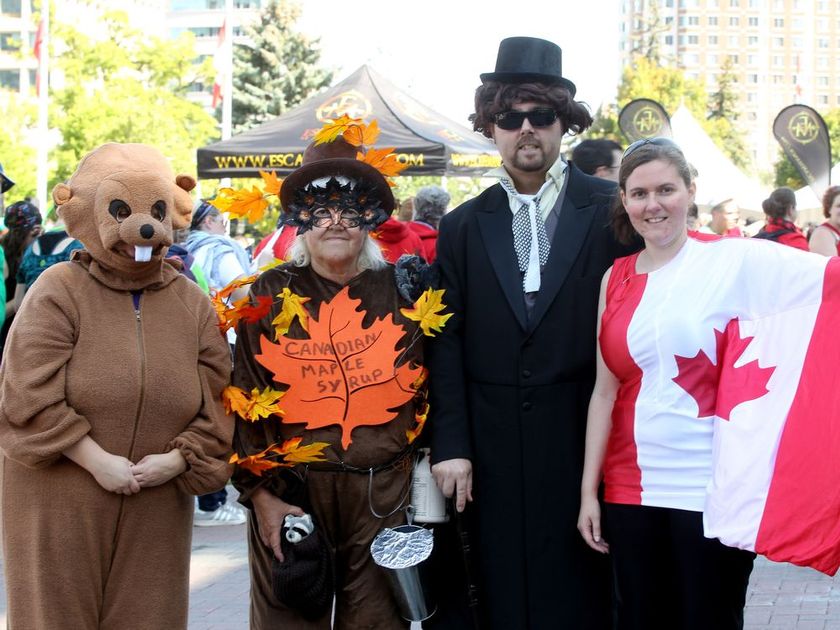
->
[[529, 173, 597, 331], [476, 186, 529, 330]]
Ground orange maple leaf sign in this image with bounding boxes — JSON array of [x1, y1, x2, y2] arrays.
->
[[255, 286, 422, 449], [673, 317, 775, 420]]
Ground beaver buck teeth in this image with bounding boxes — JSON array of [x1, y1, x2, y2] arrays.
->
[[134, 246, 153, 262]]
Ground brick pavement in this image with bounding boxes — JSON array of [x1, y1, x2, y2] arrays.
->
[[0, 512, 837, 628]]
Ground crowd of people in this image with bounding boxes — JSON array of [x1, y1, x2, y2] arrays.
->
[[0, 34, 839, 630]]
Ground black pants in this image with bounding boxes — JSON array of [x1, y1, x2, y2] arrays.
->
[[604, 503, 754, 630]]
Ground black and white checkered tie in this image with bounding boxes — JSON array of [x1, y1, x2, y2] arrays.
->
[[501, 179, 551, 291]]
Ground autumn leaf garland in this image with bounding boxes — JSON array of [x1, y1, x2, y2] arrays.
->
[[208, 116, 407, 222]]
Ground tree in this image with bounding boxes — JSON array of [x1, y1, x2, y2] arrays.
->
[[49, 10, 219, 187], [0, 95, 38, 203], [706, 58, 751, 170], [231, 0, 333, 133]]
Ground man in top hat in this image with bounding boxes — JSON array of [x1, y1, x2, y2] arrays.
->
[[427, 36, 634, 628]]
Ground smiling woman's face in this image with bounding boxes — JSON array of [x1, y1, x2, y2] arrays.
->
[[620, 158, 695, 249], [303, 215, 367, 272]]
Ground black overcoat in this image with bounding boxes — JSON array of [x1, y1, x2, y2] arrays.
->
[[428, 165, 633, 629]]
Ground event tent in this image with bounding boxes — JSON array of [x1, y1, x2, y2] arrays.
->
[[670, 106, 765, 214], [197, 65, 500, 180]]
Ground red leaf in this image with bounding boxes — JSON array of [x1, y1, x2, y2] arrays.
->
[[673, 317, 775, 420], [238, 295, 275, 324]]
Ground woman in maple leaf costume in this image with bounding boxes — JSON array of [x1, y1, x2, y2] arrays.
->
[[0, 143, 234, 630], [231, 135, 429, 629], [573, 138, 840, 628]]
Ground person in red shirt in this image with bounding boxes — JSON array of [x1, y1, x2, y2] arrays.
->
[[703, 197, 744, 237], [754, 187, 809, 251], [407, 185, 450, 262], [809, 185, 840, 256], [372, 215, 424, 263]]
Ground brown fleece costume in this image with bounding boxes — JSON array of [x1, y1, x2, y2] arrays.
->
[[0, 144, 233, 630]]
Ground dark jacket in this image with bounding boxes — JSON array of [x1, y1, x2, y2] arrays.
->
[[428, 165, 634, 629]]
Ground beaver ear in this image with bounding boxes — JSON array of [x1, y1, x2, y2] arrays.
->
[[52, 183, 72, 206], [176, 174, 196, 192]]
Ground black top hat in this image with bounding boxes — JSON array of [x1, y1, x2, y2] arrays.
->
[[0, 163, 14, 194], [480, 36, 576, 97]]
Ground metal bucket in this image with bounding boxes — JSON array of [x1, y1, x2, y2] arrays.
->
[[370, 525, 436, 622]]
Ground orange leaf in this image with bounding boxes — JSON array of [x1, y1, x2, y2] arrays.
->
[[229, 448, 283, 476], [313, 115, 361, 145], [357, 147, 408, 182], [255, 286, 422, 449], [406, 401, 429, 444], [238, 294, 275, 325], [259, 170, 283, 196], [361, 119, 380, 146], [222, 385, 252, 416], [216, 273, 258, 301], [225, 186, 270, 223], [210, 188, 236, 212]]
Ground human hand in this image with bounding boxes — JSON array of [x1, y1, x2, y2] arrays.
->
[[431, 458, 473, 513], [91, 452, 142, 495], [131, 450, 187, 488], [251, 488, 305, 562], [577, 495, 609, 554]]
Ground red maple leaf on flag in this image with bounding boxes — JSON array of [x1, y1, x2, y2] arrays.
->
[[672, 318, 775, 420]]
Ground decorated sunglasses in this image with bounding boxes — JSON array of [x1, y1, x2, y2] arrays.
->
[[622, 136, 680, 159], [312, 208, 363, 228], [493, 108, 559, 130]]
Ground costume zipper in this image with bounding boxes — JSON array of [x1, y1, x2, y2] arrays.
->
[[126, 295, 146, 461]]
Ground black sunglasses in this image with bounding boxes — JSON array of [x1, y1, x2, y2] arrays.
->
[[493, 108, 559, 131], [622, 136, 680, 159]]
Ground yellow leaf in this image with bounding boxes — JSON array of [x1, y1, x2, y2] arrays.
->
[[313, 115, 361, 145], [259, 258, 285, 273], [258, 170, 283, 196], [222, 385, 251, 417], [271, 287, 311, 338], [248, 386, 285, 421], [271, 437, 330, 464], [209, 188, 236, 212], [400, 288, 453, 336]]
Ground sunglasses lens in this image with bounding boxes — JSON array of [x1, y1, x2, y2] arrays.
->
[[528, 109, 558, 127], [495, 111, 526, 130], [494, 109, 558, 130]]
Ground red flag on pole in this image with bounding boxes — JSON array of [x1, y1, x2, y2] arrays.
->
[[212, 20, 226, 108], [33, 19, 43, 92]]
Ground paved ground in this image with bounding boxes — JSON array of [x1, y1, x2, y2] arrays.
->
[[0, 497, 838, 628]]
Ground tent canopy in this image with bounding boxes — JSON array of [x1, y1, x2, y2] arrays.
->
[[670, 106, 765, 214], [197, 65, 500, 179]]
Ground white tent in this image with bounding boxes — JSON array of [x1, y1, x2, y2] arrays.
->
[[670, 106, 766, 214], [794, 163, 840, 212]]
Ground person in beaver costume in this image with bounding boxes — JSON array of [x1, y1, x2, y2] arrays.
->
[[0, 143, 234, 629]]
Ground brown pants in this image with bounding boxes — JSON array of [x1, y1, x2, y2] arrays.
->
[[248, 467, 411, 630]]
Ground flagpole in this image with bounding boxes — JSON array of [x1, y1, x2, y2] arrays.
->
[[36, 2, 49, 211], [221, 0, 233, 142]]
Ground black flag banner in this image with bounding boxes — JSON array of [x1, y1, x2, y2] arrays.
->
[[618, 99, 672, 142], [773, 105, 831, 198]]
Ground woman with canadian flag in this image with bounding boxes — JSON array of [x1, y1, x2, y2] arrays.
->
[[577, 137, 840, 629]]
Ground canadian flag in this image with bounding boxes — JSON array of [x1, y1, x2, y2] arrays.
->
[[704, 251, 840, 575], [212, 19, 227, 109], [601, 235, 840, 575], [32, 19, 44, 92]]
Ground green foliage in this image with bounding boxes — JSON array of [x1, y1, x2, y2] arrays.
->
[[617, 55, 707, 119], [773, 108, 840, 188], [705, 58, 750, 171], [231, 0, 333, 133], [0, 95, 38, 203], [49, 10, 219, 186]]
